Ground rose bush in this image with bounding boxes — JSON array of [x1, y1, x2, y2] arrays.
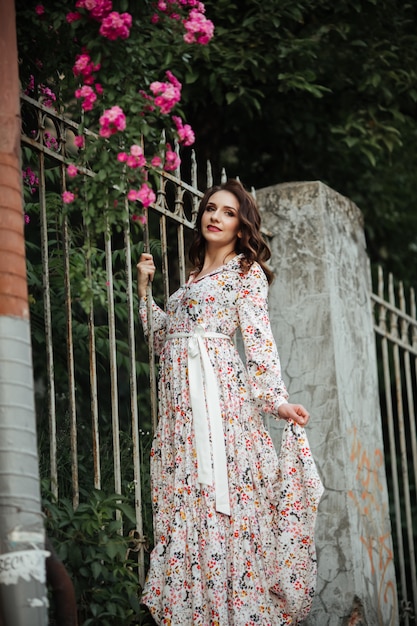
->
[[17, 0, 214, 232]]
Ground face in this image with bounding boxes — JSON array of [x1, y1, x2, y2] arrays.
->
[[200, 190, 241, 251]]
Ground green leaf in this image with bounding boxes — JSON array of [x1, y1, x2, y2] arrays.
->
[[361, 147, 377, 166], [105, 540, 120, 560], [225, 92, 238, 105], [91, 560, 103, 580]]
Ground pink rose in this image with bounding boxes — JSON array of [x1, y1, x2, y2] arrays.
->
[[164, 144, 181, 171], [99, 11, 132, 40], [62, 191, 75, 204], [99, 105, 126, 137], [74, 135, 85, 149], [67, 164, 78, 177]]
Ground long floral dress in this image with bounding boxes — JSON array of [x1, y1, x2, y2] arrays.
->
[[139, 255, 323, 626]]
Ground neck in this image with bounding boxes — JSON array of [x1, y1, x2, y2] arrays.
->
[[201, 247, 236, 271]]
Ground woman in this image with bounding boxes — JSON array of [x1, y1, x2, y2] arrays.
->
[[137, 179, 322, 625]]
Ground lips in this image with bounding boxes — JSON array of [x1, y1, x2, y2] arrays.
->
[[207, 225, 221, 232]]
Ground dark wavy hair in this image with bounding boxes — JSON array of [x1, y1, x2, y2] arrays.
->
[[188, 179, 274, 284]]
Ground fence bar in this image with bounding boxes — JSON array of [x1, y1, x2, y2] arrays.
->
[[143, 209, 158, 433], [377, 269, 409, 625], [177, 224, 186, 287], [190, 150, 199, 220], [389, 275, 414, 611], [206, 160, 213, 188], [37, 148, 58, 498], [398, 282, 417, 615], [410, 288, 417, 503], [174, 183, 186, 286], [160, 214, 170, 308], [104, 220, 122, 499], [85, 223, 101, 490], [62, 210, 79, 509], [123, 204, 146, 585]]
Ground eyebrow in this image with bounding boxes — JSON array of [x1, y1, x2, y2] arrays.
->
[[207, 201, 238, 212]]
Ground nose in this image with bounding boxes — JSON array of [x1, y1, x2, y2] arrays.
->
[[210, 209, 220, 221]]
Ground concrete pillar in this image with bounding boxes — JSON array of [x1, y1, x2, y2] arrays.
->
[[257, 181, 398, 626]]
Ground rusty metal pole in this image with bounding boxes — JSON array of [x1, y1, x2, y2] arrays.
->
[[0, 1, 48, 624]]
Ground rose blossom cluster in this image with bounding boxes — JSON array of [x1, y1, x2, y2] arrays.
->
[[117, 145, 146, 169], [127, 183, 156, 208], [164, 144, 181, 171], [68, 0, 132, 41], [61, 0, 213, 214], [74, 135, 85, 149], [99, 105, 126, 137], [22, 167, 39, 194], [73, 52, 101, 83], [132, 214, 147, 224], [75, 0, 111, 21], [69, 2, 133, 111], [150, 71, 182, 115], [74, 85, 97, 111], [25, 75, 57, 109], [138, 79, 196, 151], [67, 164, 79, 177], [152, 0, 214, 45], [99, 11, 132, 40], [39, 84, 57, 108], [44, 132, 59, 151], [62, 191, 75, 204], [73, 51, 103, 111], [122, 143, 180, 204], [183, 7, 214, 44], [172, 115, 195, 146]]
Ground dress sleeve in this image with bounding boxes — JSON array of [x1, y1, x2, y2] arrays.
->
[[139, 296, 168, 356], [237, 263, 289, 417]]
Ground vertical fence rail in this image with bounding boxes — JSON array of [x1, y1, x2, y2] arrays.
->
[[160, 214, 170, 307], [410, 290, 417, 492], [372, 267, 417, 623], [37, 146, 58, 499], [104, 220, 122, 503], [122, 203, 146, 584], [85, 223, 101, 490], [62, 211, 79, 509], [143, 209, 158, 434]]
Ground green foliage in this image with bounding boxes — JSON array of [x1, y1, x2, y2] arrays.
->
[[179, 0, 417, 289], [17, 0, 417, 285], [43, 489, 155, 625]]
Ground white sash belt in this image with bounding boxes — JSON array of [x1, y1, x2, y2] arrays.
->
[[167, 325, 231, 516]]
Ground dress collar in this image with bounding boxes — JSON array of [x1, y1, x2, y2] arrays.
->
[[188, 254, 243, 284]]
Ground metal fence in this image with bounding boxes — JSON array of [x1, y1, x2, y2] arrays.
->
[[21, 93, 205, 585], [371, 269, 417, 624], [20, 95, 417, 618]]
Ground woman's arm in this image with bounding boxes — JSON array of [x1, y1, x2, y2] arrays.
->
[[137, 253, 168, 354], [237, 263, 309, 426]]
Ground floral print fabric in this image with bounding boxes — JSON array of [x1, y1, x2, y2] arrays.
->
[[139, 256, 323, 625]]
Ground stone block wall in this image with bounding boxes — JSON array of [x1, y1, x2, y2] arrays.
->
[[257, 181, 398, 626]]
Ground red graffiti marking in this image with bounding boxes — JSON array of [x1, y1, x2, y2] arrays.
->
[[348, 427, 397, 624]]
